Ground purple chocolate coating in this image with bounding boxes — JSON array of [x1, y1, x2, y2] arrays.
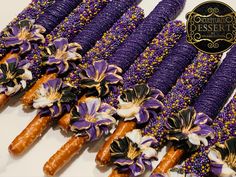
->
[[49, 0, 108, 42], [147, 34, 197, 95], [194, 46, 236, 118], [36, 0, 82, 33], [72, 0, 139, 54], [108, 0, 186, 70], [142, 52, 221, 148], [123, 20, 186, 89], [184, 94, 236, 177]]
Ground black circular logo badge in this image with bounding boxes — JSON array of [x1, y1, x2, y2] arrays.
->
[[186, 1, 236, 54]]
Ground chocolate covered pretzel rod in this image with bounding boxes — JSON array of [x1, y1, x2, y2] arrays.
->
[[181, 46, 236, 177], [96, 34, 197, 167], [9, 4, 143, 157], [151, 49, 236, 175], [182, 94, 236, 177], [0, 0, 108, 108], [43, 20, 186, 176], [110, 52, 221, 177]]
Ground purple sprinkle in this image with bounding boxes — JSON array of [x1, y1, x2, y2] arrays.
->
[[36, 0, 82, 33], [108, 0, 186, 70], [72, 0, 139, 54]]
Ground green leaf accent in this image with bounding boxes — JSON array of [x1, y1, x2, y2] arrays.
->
[[19, 20, 31, 28], [0, 64, 7, 74]]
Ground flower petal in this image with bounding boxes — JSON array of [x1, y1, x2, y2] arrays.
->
[[188, 133, 201, 146], [126, 129, 142, 145], [136, 108, 149, 124], [86, 97, 101, 115], [54, 38, 68, 51], [194, 112, 212, 125], [105, 73, 123, 84], [142, 147, 158, 159], [94, 60, 108, 77], [143, 98, 163, 109]]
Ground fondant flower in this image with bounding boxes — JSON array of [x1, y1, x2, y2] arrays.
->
[[110, 129, 158, 176], [166, 108, 215, 151], [208, 138, 236, 177], [0, 58, 32, 96], [79, 60, 123, 97], [45, 38, 82, 74], [33, 78, 78, 118], [71, 97, 116, 141], [4, 19, 46, 54], [116, 84, 164, 124]]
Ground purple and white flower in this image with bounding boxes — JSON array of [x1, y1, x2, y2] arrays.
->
[[208, 138, 236, 177], [110, 129, 158, 176], [117, 84, 164, 124], [79, 60, 123, 97], [166, 108, 215, 151], [33, 78, 78, 118], [45, 38, 82, 74], [0, 58, 32, 96], [3, 19, 46, 54], [71, 97, 116, 141]]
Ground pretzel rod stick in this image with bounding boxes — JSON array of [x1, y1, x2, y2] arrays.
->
[[152, 146, 185, 174], [58, 95, 87, 132], [96, 121, 136, 166], [58, 113, 71, 132], [43, 135, 87, 176], [0, 94, 9, 108], [109, 169, 130, 177], [9, 114, 51, 156], [21, 73, 57, 106]]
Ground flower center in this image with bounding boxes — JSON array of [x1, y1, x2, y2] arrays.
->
[[55, 49, 68, 60], [18, 28, 31, 40], [6, 71, 15, 80], [225, 154, 236, 170], [85, 114, 97, 123], [127, 143, 141, 160], [47, 91, 61, 102]]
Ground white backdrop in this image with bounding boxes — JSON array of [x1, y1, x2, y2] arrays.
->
[[0, 0, 235, 177]]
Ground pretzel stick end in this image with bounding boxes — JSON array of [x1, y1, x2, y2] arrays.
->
[[96, 121, 136, 166]]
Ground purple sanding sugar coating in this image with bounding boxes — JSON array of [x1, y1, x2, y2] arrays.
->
[[142, 52, 221, 148], [183, 94, 236, 176], [64, 6, 144, 87], [103, 21, 186, 106], [36, 0, 82, 33], [0, 0, 55, 58], [46, 0, 108, 43], [194, 46, 236, 118], [108, 0, 186, 71], [47, 0, 108, 42], [80, 6, 144, 66], [147, 34, 196, 95], [123, 20, 185, 89], [72, 0, 139, 54]]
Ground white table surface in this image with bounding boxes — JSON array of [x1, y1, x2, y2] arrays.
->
[[0, 0, 235, 176]]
